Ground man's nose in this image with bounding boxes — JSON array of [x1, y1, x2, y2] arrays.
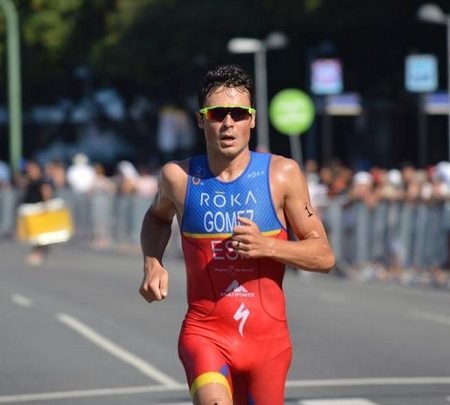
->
[[222, 112, 234, 125]]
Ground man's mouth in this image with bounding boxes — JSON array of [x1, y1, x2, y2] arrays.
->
[[220, 134, 236, 141]]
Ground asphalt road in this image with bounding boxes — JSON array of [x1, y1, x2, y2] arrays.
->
[[1, 240, 449, 405]]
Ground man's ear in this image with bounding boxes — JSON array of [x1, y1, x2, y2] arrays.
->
[[250, 112, 256, 129], [195, 111, 204, 129]]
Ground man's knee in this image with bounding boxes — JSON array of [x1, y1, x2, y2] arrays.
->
[[191, 371, 232, 405], [193, 383, 232, 405]]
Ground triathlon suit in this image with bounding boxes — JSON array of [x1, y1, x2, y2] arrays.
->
[[178, 152, 292, 404]]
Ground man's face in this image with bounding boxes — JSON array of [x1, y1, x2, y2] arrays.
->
[[196, 86, 255, 158]]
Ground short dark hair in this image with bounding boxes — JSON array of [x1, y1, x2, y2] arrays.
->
[[198, 64, 254, 108]]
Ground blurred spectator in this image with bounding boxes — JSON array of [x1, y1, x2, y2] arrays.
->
[[432, 161, 450, 200], [399, 161, 416, 189], [21, 160, 54, 204], [91, 163, 116, 250], [305, 159, 328, 209], [92, 163, 116, 194], [0, 160, 14, 238], [404, 169, 424, 202], [379, 169, 404, 201], [156, 104, 196, 163], [132, 164, 160, 253], [20, 160, 55, 265], [0, 159, 11, 187], [157, 105, 179, 163], [44, 160, 67, 191], [135, 164, 158, 199], [328, 166, 352, 198], [350, 171, 375, 205], [436, 161, 450, 188], [305, 159, 319, 183], [66, 153, 95, 193], [116, 160, 138, 194], [176, 106, 196, 158], [66, 153, 96, 239], [114, 160, 138, 252], [319, 165, 334, 192]]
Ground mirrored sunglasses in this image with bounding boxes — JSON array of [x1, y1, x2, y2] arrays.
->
[[199, 105, 256, 122]]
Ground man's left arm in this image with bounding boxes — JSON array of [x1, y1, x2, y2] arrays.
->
[[231, 157, 335, 273]]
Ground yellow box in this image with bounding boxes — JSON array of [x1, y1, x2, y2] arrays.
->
[[17, 198, 74, 245]]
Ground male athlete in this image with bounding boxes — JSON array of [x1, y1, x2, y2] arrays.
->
[[139, 64, 335, 405]]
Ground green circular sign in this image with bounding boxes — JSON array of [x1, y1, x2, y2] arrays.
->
[[269, 89, 315, 136]]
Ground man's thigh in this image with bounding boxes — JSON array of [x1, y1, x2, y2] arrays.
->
[[179, 335, 232, 402], [244, 346, 292, 405]]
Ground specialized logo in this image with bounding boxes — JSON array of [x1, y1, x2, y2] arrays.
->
[[221, 280, 255, 298], [233, 303, 250, 337]]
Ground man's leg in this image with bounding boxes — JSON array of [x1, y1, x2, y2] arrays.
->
[[245, 346, 292, 405], [179, 335, 233, 405], [192, 373, 232, 405]]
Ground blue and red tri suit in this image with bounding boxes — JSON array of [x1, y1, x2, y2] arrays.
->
[[178, 152, 292, 404]]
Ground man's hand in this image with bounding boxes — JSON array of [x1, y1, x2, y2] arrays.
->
[[139, 260, 169, 303], [229, 216, 273, 259]]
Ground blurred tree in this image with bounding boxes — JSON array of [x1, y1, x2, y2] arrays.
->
[[0, 0, 448, 106], [0, 0, 116, 104]]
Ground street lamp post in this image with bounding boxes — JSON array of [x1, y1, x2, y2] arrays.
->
[[0, 0, 22, 176], [418, 3, 450, 161], [228, 32, 288, 152]]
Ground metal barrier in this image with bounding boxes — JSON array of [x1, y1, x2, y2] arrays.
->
[[1, 187, 449, 270], [323, 198, 449, 271], [0, 188, 182, 258]]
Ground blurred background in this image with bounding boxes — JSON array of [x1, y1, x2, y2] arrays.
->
[[0, 0, 448, 278], [0, 0, 449, 169], [1, 2, 450, 404]]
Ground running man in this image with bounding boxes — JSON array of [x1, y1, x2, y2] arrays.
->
[[139, 64, 335, 405]]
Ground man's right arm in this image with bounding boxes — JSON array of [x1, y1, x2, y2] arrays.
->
[[139, 162, 184, 303]]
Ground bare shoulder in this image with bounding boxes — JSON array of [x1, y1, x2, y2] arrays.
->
[[270, 154, 305, 186], [160, 159, 190, 186], [158, 159, 190, 207]]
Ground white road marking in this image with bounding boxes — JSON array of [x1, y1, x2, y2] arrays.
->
[[1, 377, 450, 403], [56, 313, 180, 386], [301, 399, 378, 405], [411, 310, 450, 326], [286, 377, 450, 387], [10, 294, 33, 308], [0, 384, 186, 403]]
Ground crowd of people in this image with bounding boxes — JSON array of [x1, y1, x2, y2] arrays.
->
[[0, 154, 159, 256], [0, 155, 159, 197], [305, 159, 450, 207], [305, 159, 450, 290], [3, 157, 449, 202], [2, 156, 449, 210]]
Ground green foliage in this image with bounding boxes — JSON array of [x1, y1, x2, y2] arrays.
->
[[0, 0, 448, 104], [24, 0, 80, 52]]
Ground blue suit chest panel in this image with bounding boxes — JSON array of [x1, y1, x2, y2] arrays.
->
[[181, 152, 283, 237]]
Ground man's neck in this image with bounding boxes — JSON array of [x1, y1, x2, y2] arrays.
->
[[207, 149, 251, 182]]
